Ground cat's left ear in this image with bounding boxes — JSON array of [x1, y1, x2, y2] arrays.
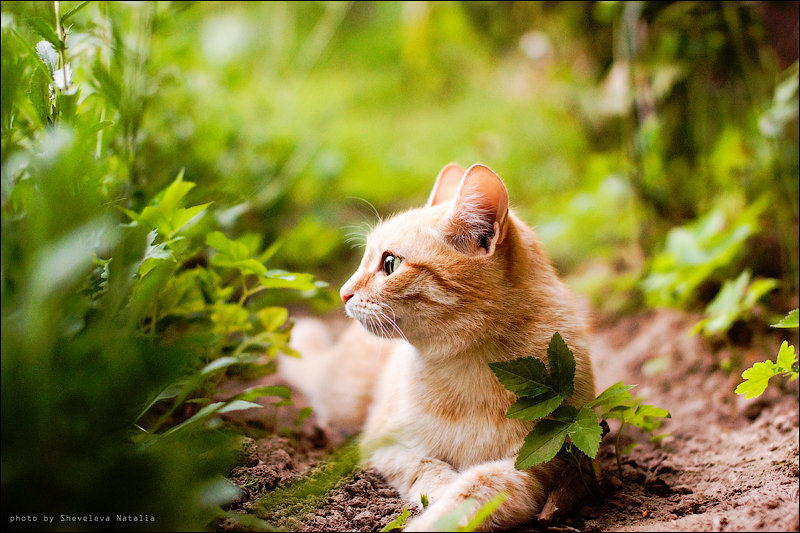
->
[[443, 164, 509, 256]]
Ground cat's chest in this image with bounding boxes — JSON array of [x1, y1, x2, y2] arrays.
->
[[399, 353, 531, 469]]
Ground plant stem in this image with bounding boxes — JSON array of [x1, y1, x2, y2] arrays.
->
[[615, 420, 626, 480], [572, 453, 593, 499], [53, 1, 68, 121]]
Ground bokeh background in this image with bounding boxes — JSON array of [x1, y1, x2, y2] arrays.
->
[[2, 1, 797, 531]]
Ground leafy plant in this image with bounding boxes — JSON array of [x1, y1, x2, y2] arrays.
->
[[1, 3, 319, 529], [692, 270, 778, 337], [735, 309, 799, 398], [641, 199, 766, 308], [490, 333, 670, 481]]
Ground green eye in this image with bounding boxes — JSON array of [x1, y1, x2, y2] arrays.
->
[[383, 254, 402, 275]]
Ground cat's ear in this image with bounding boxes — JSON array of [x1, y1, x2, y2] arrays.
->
[[443, 164, 509, 256], [426, 162, 466, 207]]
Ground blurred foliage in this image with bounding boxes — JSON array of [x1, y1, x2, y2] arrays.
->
[[2, 1, 318, 530], [1, 0, 798, 529]]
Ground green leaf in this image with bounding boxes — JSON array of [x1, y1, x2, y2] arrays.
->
[[201, 356, 245, 376], [257, 307, 289, 331], [583, 381, 636, 409], [776, 341, 797, 373], [566, 406, 602, 458], [170, 203, 211, 236], [161, 400, 263, 437], [60, 1, 91, 24], [261, 270, 317, 291], [27, 17, 64, 51], [207, 231, 250, 261], [460, 492, 508, 532], [515, 419, 569, 469], [772, 309, 799, 329], [28, 66, 51, 124], [380, 507, 410, 532], [550, 403, 579, 422], [430, 493, 507, 532], [158, 169, 193, 214], [232, 385, 291, 402], [420, 494, 429, 509], [217, 400, 264, 414], [505, 392, 563, 420], [547, 332, 575, 398], [296, 406, 313, 425], [633, 405, 671, 419], [489, 357, 555, 398], [742, 278, 779, 308], [735, 360, 778, 399]]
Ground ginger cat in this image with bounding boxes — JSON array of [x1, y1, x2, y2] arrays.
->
[[280, 163, 595, 531]]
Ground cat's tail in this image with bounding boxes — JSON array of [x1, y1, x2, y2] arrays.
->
[[279, 317, 334, 402], [279, 317, 393, 436]]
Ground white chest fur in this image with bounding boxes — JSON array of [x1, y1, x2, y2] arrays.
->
[[365, 342, 530, 471]]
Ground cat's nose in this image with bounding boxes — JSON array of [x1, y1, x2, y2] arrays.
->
[[341, 292, 354, 305]]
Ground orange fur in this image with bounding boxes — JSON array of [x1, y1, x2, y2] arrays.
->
[[280, 163, 595, 530]]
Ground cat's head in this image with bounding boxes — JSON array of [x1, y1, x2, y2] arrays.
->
[[340, 163, 521, 349]]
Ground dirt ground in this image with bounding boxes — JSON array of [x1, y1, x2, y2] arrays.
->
[[218, 308, 799, 532]]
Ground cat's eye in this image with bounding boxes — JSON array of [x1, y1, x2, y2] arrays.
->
[[383, 253, 402, 275]]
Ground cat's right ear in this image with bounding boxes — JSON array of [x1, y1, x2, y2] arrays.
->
[[426, 162, 466, 207]]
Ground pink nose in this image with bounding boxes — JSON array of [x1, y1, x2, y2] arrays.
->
[[341, 292, 354, 305]]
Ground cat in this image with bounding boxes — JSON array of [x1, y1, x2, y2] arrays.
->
[[279, 162, 596, 531]]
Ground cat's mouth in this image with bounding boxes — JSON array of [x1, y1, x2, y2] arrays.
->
[[346, 300, 407, 340]]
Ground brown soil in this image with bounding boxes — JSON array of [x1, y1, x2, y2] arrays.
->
[[218, 308, 799, 532]]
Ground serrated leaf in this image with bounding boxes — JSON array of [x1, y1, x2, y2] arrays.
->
[[584, 381, 636, 409], [771, 309, 799, 329], [27, 17, 64, 51], [489, 357, 555, 398], [547, 332, 575, 398], [515, 419, 569, 469], [567, 406, 602, 458], [550, 403, 579, 422], [776, 341, 797, 372], [505, 392, 563, 420], [28, 66, 51, 124], [735, 360, 778, 399]]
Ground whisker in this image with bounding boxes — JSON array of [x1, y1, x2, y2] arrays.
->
[[347, 196, 383, 225], [377, 303, 408, 342]]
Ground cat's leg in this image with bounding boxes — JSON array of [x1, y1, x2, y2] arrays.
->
[[367, 445, 459, 508], [402, 458, 546, 532]]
